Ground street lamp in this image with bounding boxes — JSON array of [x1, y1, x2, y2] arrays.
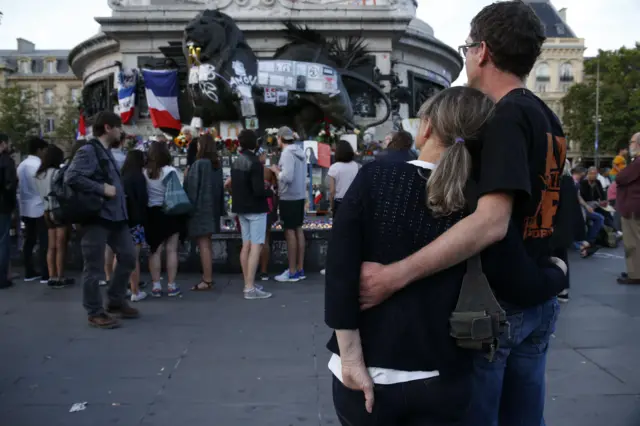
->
[[595, 58, 600, 169]]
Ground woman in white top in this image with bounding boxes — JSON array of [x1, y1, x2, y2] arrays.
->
[[328, 141, 359, 217], [144, 142, 185, 298], [34, 145, 69, 289]]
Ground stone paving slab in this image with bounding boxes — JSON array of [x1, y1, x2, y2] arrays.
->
[[1, 248, 640, 425]]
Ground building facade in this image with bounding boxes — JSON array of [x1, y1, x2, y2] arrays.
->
[[68, 0, 463, 139], [0, 38, 82, 137], [525, 0, 586, 160]]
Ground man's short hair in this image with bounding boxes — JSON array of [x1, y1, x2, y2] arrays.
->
[[0, 133, 8, 145], [27, 136, 48, 155], [277, 126, 295, 142], [238, 129, 258, 151], [92, 111, 122, 137], [470, 1, 545, 80], [388, 130, 414, 151]]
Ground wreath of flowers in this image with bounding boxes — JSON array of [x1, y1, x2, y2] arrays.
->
[[224, 138, 240, 154], [174, 133, 189, 149]]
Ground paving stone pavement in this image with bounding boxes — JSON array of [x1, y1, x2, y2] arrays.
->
[[1, 248, 640, 426]]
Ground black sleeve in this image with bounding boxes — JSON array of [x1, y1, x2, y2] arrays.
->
[[325, 169, 367, 330], [250, 161, 272, 198], [579, 180, 591, 202], [476, 106, 531, 201], [482, 224, 568, 307], [187, 139, 198, 166], [3, 157, 17, 192]]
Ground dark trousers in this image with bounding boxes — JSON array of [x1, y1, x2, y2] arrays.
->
[[22, 216, 48, 278], [81, 223, 136, 316], [332, 374, 470, 426], [0, 213, 11, 287]]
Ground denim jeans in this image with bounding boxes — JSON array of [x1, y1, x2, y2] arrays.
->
[[0, 213, 11, 287], [585, 211, 605, 243], [333, 374, 471, 426], [81, 223, 136, 316], [464, 298, 560, 426]]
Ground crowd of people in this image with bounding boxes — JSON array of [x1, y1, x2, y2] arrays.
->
[[1, 1, 639, 425]]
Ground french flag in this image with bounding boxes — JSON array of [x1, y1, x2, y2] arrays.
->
[[117, 70, 137, 124], [142, 69, 181, 130], [76, 110, 87, 139]]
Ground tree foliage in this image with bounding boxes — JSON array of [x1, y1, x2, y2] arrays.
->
[[53, 97, 80, 152], [0, 86, 39, 153], [562, 44, 640, 154]]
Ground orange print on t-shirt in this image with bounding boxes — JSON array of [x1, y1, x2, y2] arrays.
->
[[523, 133, 567, 240]]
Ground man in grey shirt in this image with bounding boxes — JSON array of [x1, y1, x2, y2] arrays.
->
[[65, 111, 138, 329]]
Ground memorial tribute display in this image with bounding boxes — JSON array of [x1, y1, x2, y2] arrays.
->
[[181, 9, 391, 140]]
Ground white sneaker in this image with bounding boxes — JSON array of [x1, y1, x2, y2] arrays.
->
[[244, 287, 273, 300], [131, 291, 148, 302], [275, 270, 300, 282]]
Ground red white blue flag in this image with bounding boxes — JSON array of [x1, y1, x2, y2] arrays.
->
[[142, 69, 181, 130]]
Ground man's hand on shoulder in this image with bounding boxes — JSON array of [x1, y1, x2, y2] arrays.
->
[[359, 261, 407, 310]]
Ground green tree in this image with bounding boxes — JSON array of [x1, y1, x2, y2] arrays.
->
[[0, 86, 40, 153], [53, 97, 81, 152], [562, 43, 640, 154]]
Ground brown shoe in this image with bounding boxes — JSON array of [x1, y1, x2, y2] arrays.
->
[[617, 276, 640, 285], [88, 313, 120, 329], [106, 302, 140, 319]]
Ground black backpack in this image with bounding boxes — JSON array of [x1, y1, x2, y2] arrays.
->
[[48, 141, 110, 225]]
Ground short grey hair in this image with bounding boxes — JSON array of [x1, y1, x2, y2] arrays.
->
[[181, 126, 195, 135]]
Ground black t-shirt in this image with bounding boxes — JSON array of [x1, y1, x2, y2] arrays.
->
[[470, 88, 567, 261]]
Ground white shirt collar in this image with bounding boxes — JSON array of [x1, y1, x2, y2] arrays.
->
[[407, 160, 436, 171]]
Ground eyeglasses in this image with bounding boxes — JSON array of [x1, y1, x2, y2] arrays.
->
[[458, 42, 481, 57]]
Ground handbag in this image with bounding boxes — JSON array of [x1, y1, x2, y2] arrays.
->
[[162, 170, 193, 215], [448, 181, 509, 362]]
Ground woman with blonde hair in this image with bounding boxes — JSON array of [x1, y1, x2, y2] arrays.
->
[[325, 87, 568, 425]]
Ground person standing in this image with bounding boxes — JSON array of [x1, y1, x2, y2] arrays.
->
[[271, 127, 307, 283], [65, 111, 138, 329], [328, 141, 359, 216], [17, 136, 48, 282], [184, 134, 225, 291], [0, 133, 17, 289], [616, 132, 640, 285], [34, 145, 71, 289], [610, 146, 629, 182], [230, 130, 273, 299], [356, 3, 567, 425]]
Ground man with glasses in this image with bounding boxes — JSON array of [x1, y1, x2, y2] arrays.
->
[[65, 111, 138, 329], [357, 2, 567, 425]]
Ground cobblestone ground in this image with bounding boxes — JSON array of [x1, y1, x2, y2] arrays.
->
[[1, 248, 639, 426]]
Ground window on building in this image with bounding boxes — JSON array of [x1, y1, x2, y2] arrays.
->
[[556, 24, 565, 35], [19, 60, 31, 74], [560, 62, 574, 82], [46, 61, 57, 74], [536, 83, 548, 93], [20, 89, 28, 101], [561, 83, 572, 93], [71, 88, 80, 103], [45, 118, 55, 133], [43, 89, 54, 105], [535, 63, 550, 82]]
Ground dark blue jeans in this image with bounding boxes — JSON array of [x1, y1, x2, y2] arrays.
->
[[585, 210, 605, 243], [0, 213, 11, 287], [464, 298, 560, 426]]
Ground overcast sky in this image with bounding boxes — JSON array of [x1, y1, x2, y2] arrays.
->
[[0, 0, 638, 85]]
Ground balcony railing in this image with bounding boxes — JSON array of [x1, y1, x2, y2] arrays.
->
[[536, 76, 550, 82], [560, 75, 574, 82]]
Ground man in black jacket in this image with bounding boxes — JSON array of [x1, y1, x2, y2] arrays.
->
[[0, 133, 17, 289], [230, 130, 273, 300]]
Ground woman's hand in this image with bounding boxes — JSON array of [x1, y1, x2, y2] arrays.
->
[[341, 357, 375, 414]]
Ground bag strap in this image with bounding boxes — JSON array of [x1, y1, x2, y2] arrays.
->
[[89, 139, 120, 180]]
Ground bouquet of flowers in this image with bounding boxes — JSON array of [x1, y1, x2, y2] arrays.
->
[[224, 138, 240, 154], [264, 128, 279, 147]]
